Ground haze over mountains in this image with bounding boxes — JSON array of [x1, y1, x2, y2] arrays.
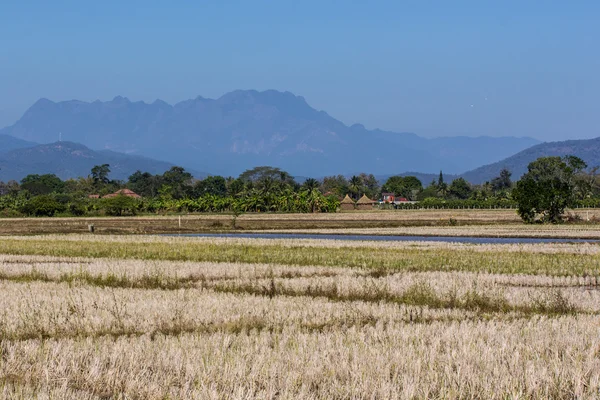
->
[[462, 137, 600, 184], [0, 141, 181, 182], [1, 90, 539, 178], [0, 134, 37, 153]]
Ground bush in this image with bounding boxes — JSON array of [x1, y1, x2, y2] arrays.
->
[[101, 195, 140, 216], [513, 157, 576, 223], [19, 195, 66, 217], [68, 202, 87, 216], [0, 208, 24, 218]]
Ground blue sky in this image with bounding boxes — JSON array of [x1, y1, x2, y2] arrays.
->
[[1, 1, 598, 140]]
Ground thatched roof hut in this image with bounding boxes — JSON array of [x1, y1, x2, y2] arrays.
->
[[356, 194, 375, 210], [340, 194, 355, 210], [103, 189, 141, 199]]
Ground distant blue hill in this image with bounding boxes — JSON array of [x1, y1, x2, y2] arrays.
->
[[460, 137, 600, 184], [0, 141, 206, 182], [0, 90, 539, 177], [0, 134, 37, 154]]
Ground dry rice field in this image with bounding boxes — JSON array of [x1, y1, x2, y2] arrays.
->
[[2, 208, 600, 236], [1, 234, 600, 399], [0, 209, 535, 235]]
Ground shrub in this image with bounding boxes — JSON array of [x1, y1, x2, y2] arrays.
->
[[101, 195, 140, 216], [19, 195, 66, 217], [68, 202, 87, 216]]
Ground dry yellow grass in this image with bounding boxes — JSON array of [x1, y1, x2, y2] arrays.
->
[[3, 232, 600, 254], [1, 236, 600, 398]]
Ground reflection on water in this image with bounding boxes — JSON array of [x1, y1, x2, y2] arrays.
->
[[167, 233, 600, 245]]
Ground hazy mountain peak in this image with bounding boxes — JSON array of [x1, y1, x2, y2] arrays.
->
[[111, 95, 131, 104], [151, 99, 172, 110], [218, 89, 258, 103], [2, 90, 541, 177], [32, 98, 55, 107]]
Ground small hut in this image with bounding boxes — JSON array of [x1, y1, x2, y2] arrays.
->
[[340, 194, 355, 211], [356, 194, 375, 210], [103, 189, 141, 199]]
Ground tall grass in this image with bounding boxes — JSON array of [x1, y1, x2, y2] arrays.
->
[[1, 236, 599, 398]]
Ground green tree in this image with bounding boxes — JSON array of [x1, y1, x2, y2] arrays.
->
[[20, 195, 66, 217], [63, 176, 95, 196], [194, 175, 227, 197], [91, 164, 111, 185], [382, 176, 423, 200], [448, 178, 472, 200], [162, 166, 193, 199], [348, 175, 363, 200], [513, 156, 578, 223], [226, 177, 245, 197], [238, 166, 296, 195], [320, 175, 349, 197], [436, 171, 448, 198], [101, 195, 139, 216], [382, 176, 404, 195], [0, 180, 20, 196], [302, 178, 320, 191], [128, 171, 163, 198], [305, 187, 324, 213], [239, 166, 295, 185], [21, 174, 65, 195], [565, 156, 592, 200], [491, 168, 512, 193], [359, 173, 380, 199]]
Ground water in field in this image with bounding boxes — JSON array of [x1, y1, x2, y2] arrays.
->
[[168, 233, 600, 244]]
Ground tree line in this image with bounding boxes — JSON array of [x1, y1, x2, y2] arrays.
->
[[1, 155, 599, 222]]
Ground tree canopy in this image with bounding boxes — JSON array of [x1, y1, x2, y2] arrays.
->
[[91, 164, 111, 185], [491, 168, 512, 193], [513, 156, 583, 223], [448, 178, 472, 200], [21, 174, 65, 195], [382, 176, 422, 200]]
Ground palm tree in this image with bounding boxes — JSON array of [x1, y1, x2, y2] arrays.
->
[[302, 178, 320, 191], [349, 176, 362, 200], [307, 187, 324, 213]]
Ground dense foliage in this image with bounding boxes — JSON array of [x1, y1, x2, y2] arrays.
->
[[513, 156, 585, 223], [0, 166, 339, 217], [1, 156, 600, 220]]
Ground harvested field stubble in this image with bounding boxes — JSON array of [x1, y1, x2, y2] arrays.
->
[[2, 235, 600, 275], [2, 209, 600, 235], [0, 210, 525, 235], [1, 236, 600, 398]]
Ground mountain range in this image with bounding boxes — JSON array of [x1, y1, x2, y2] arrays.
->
[[1, 89, 597, 185], [462, 137, 600, 184], [0, 90, 539, 177]]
